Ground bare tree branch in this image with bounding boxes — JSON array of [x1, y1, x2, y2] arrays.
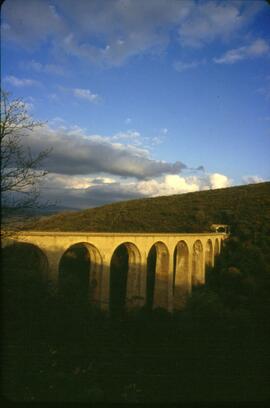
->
[[1, 89, 52, 235]]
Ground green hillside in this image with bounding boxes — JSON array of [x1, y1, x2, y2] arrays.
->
[[28, 182, 270, 237]]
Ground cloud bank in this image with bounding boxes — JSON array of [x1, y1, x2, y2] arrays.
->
[[17, 124, 233, 208], [40, 171, 232, 209]]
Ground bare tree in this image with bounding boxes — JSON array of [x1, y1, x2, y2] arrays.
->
[[1, 89, 52, 232]]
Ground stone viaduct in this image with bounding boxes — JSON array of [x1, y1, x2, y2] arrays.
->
[[5, 230, 228, 313]]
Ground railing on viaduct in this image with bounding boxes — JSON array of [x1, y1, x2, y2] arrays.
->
[[4, 230, 228, 312]]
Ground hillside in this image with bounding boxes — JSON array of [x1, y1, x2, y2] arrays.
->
[[27, 182, 270, 237]]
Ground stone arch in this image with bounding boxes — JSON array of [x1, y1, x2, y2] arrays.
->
[[146, 241, 169, 310], [58, 242, 102, 305], [2, 241, 49, 291], [173, 240, 190, 309], [192, 240, 204, 286], [205, 239, 213, 268], [110, 242, 142, 315], [214, 238, 219, 257]]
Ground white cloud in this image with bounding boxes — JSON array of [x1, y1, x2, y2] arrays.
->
[[242, 175, 265, 184], [39, 170, 233, 209], [113, 130, 141, 140], [214, 38, 270, 64], [136, 172, 232, 198], [4, 75, 41, 87], [209, 173, 231, 189], [136, 174, 201, 197], [73, 88, 100, 103], [111, 130, 142, 145]]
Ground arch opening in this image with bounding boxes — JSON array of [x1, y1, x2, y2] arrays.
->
[[214, 238, 220, 257], [146, 241, 169, 310], [205, 239, 213, 269], [110, 242, 141, 315], [146, 245, 157, 310], [2, 242, 49, 297], [58, 242, 102, 305], [173, 241, 190, 309], [192, 240, 204, 287]]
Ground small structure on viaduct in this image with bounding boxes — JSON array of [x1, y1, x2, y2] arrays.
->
[[5, 228, 228, 313]]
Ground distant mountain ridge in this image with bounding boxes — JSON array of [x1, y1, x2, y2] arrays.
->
[[32, 205, 80, 215], [26, 182, 270, 238]]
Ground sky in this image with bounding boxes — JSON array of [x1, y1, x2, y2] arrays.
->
[[2, 0, 270, 209]]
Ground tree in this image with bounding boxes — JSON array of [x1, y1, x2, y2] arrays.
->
[[1, 89, 51, 230]]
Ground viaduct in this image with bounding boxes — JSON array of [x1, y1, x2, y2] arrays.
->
[[5, 227, 228, 313]]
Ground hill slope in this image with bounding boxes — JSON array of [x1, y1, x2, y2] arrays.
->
[[27, 182, 270, 237]]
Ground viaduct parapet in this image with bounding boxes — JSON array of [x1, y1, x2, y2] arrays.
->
[[5, 231, 227, 312]]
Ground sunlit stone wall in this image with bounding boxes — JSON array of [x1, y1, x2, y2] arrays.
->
[[5, 231, 227, 313]]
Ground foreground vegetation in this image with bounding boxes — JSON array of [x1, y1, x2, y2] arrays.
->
[[2, 182, 270, 402], [2, 237, 270, 402]]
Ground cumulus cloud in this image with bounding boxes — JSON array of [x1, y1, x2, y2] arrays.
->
[[21, 124, 186, 179], [40, 170, 233, 209], [208, 173, 231, 189], [2, 0, 265, 66], [136, 174, 201, 197], [4, 75, 41, 87], [214, 38, 269, 64]]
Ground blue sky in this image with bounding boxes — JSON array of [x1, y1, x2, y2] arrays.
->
[[2, 0, 270, 208]]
